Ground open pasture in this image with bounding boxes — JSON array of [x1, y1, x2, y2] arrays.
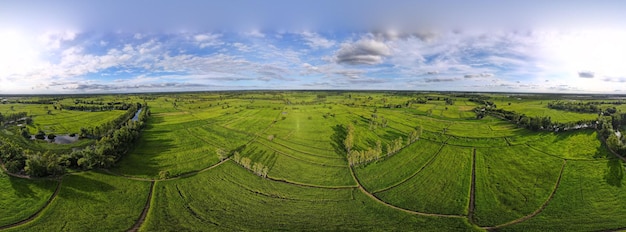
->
[[1, 91, 625, 231]]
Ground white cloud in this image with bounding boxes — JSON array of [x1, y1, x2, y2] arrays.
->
[[193, 33, 223, 48], [300, 32, 335, 49]]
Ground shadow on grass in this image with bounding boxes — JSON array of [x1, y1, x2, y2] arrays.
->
[[330, 124, 347, 156], [605, 157, 624, 187], [58, 173, 115, 202]]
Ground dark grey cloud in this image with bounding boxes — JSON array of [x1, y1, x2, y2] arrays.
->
[[424, 77, 459, 82], [62, 82, 211, 91], [426, 71, 439, 75], [578, 71, 595, 78], [335, 39, 390, 65], [603, 77, 626, 83]]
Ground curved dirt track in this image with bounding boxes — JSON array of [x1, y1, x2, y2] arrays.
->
[[349, 166, 465, 219], [127, 181, 155, 232], [0, 178, 62, 230], [482, 160, 567, 230]]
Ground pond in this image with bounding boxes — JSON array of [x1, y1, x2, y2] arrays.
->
[[31, 134, 80, 144]]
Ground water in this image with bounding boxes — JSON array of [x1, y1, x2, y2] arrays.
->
[[132, 108, 143, 122], [31, 134, 80, 144]]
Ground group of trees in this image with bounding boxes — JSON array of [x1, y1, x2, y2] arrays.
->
[[0, 112, 29, 125], [598, 114, 626, 155], [232, 151, 269, 178], [0, 104, 150, 177], [346, 125, 422, 166], [547, 101, 618, 115], [368, 114, 388, 130]]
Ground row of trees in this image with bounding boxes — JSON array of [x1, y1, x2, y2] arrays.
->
[[477, 107, 596, 132], [232, 151, 269, 178], [0, 112, 29, 125], [0, 104, 150, 177], [547, 101, 618, 115], [346, 125, 422, 166]]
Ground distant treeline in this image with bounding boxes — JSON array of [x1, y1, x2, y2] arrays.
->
[[0, 104, 150, 177], [476, 107, 595, 132], [547, 101, 619, 115]]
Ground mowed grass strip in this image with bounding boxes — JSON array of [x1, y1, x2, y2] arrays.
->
[[502, 160, 626, 231], [375, 145, 472, 215], [242, 142, 355, 187], [355, 139, 443, 192], [142, 161, 473, 231], [6, 171, 150, 232], [0, 172, 57, 227], [474, 147, 563, 226]]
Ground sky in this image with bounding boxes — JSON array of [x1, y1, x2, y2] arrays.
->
[[1, 0, 626, 94]]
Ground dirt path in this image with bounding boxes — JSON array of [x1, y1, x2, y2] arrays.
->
[[127, 181, 155, 232], [468, 148, 477, 224], [482, 159, 567, 230], [0, 177, 63, 230], [349, 166, 464, 219]]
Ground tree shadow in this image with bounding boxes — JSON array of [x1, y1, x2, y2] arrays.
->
[[330, 124, 347, 155], [605, 157, 624, 187], [8, 176, 38, 198], [56, 173, 116, 202]]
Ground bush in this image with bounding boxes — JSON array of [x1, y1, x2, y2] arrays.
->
[[159, 170, 171, 180]]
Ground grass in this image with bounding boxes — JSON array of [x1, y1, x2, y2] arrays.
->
[[142, 161, 473, 231], [503, 160, 626, 231], [355, 139, 443, 192], [474, 146, 563, 226], [0, 171, 57, 227], [6, 171, 150, 232], [375, 145, 473, 215], [2, 92, 625, 231]]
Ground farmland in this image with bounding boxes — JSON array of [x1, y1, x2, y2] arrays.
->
[[1, 91, 625, 231]]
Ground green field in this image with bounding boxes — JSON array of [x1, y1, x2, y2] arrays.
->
[[1, 92, 625, 231]]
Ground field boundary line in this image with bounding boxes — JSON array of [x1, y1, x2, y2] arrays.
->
[[349, 166, 465, 219], [468, 147, 477, 224], [265, 176, 358, 189], [0, 177, 63, 230], [482, 159, 567, 230], [372, 140, 448, 194], [266, 138, 344, 160], [255, 141, 347, 167], [103, 158, 231, 182], [127, 180, 155, 232]]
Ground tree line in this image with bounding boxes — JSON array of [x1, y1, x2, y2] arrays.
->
[[0, 112, 30, 125], [476, 107, 596, 132], [346, 124, 422, 166], [547, 101, 618, 115]]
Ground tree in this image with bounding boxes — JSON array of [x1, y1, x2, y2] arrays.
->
[[344, 124, 355, 153], [216, 148, 229, 161]]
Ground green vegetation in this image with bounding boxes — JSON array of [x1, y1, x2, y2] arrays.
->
[[1, 91, 625, 231]]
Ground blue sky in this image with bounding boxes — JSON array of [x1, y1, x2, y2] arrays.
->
[[2, 0, 626, 94]]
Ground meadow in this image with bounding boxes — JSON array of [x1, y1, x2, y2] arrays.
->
[[1, 91, 625, 231]]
